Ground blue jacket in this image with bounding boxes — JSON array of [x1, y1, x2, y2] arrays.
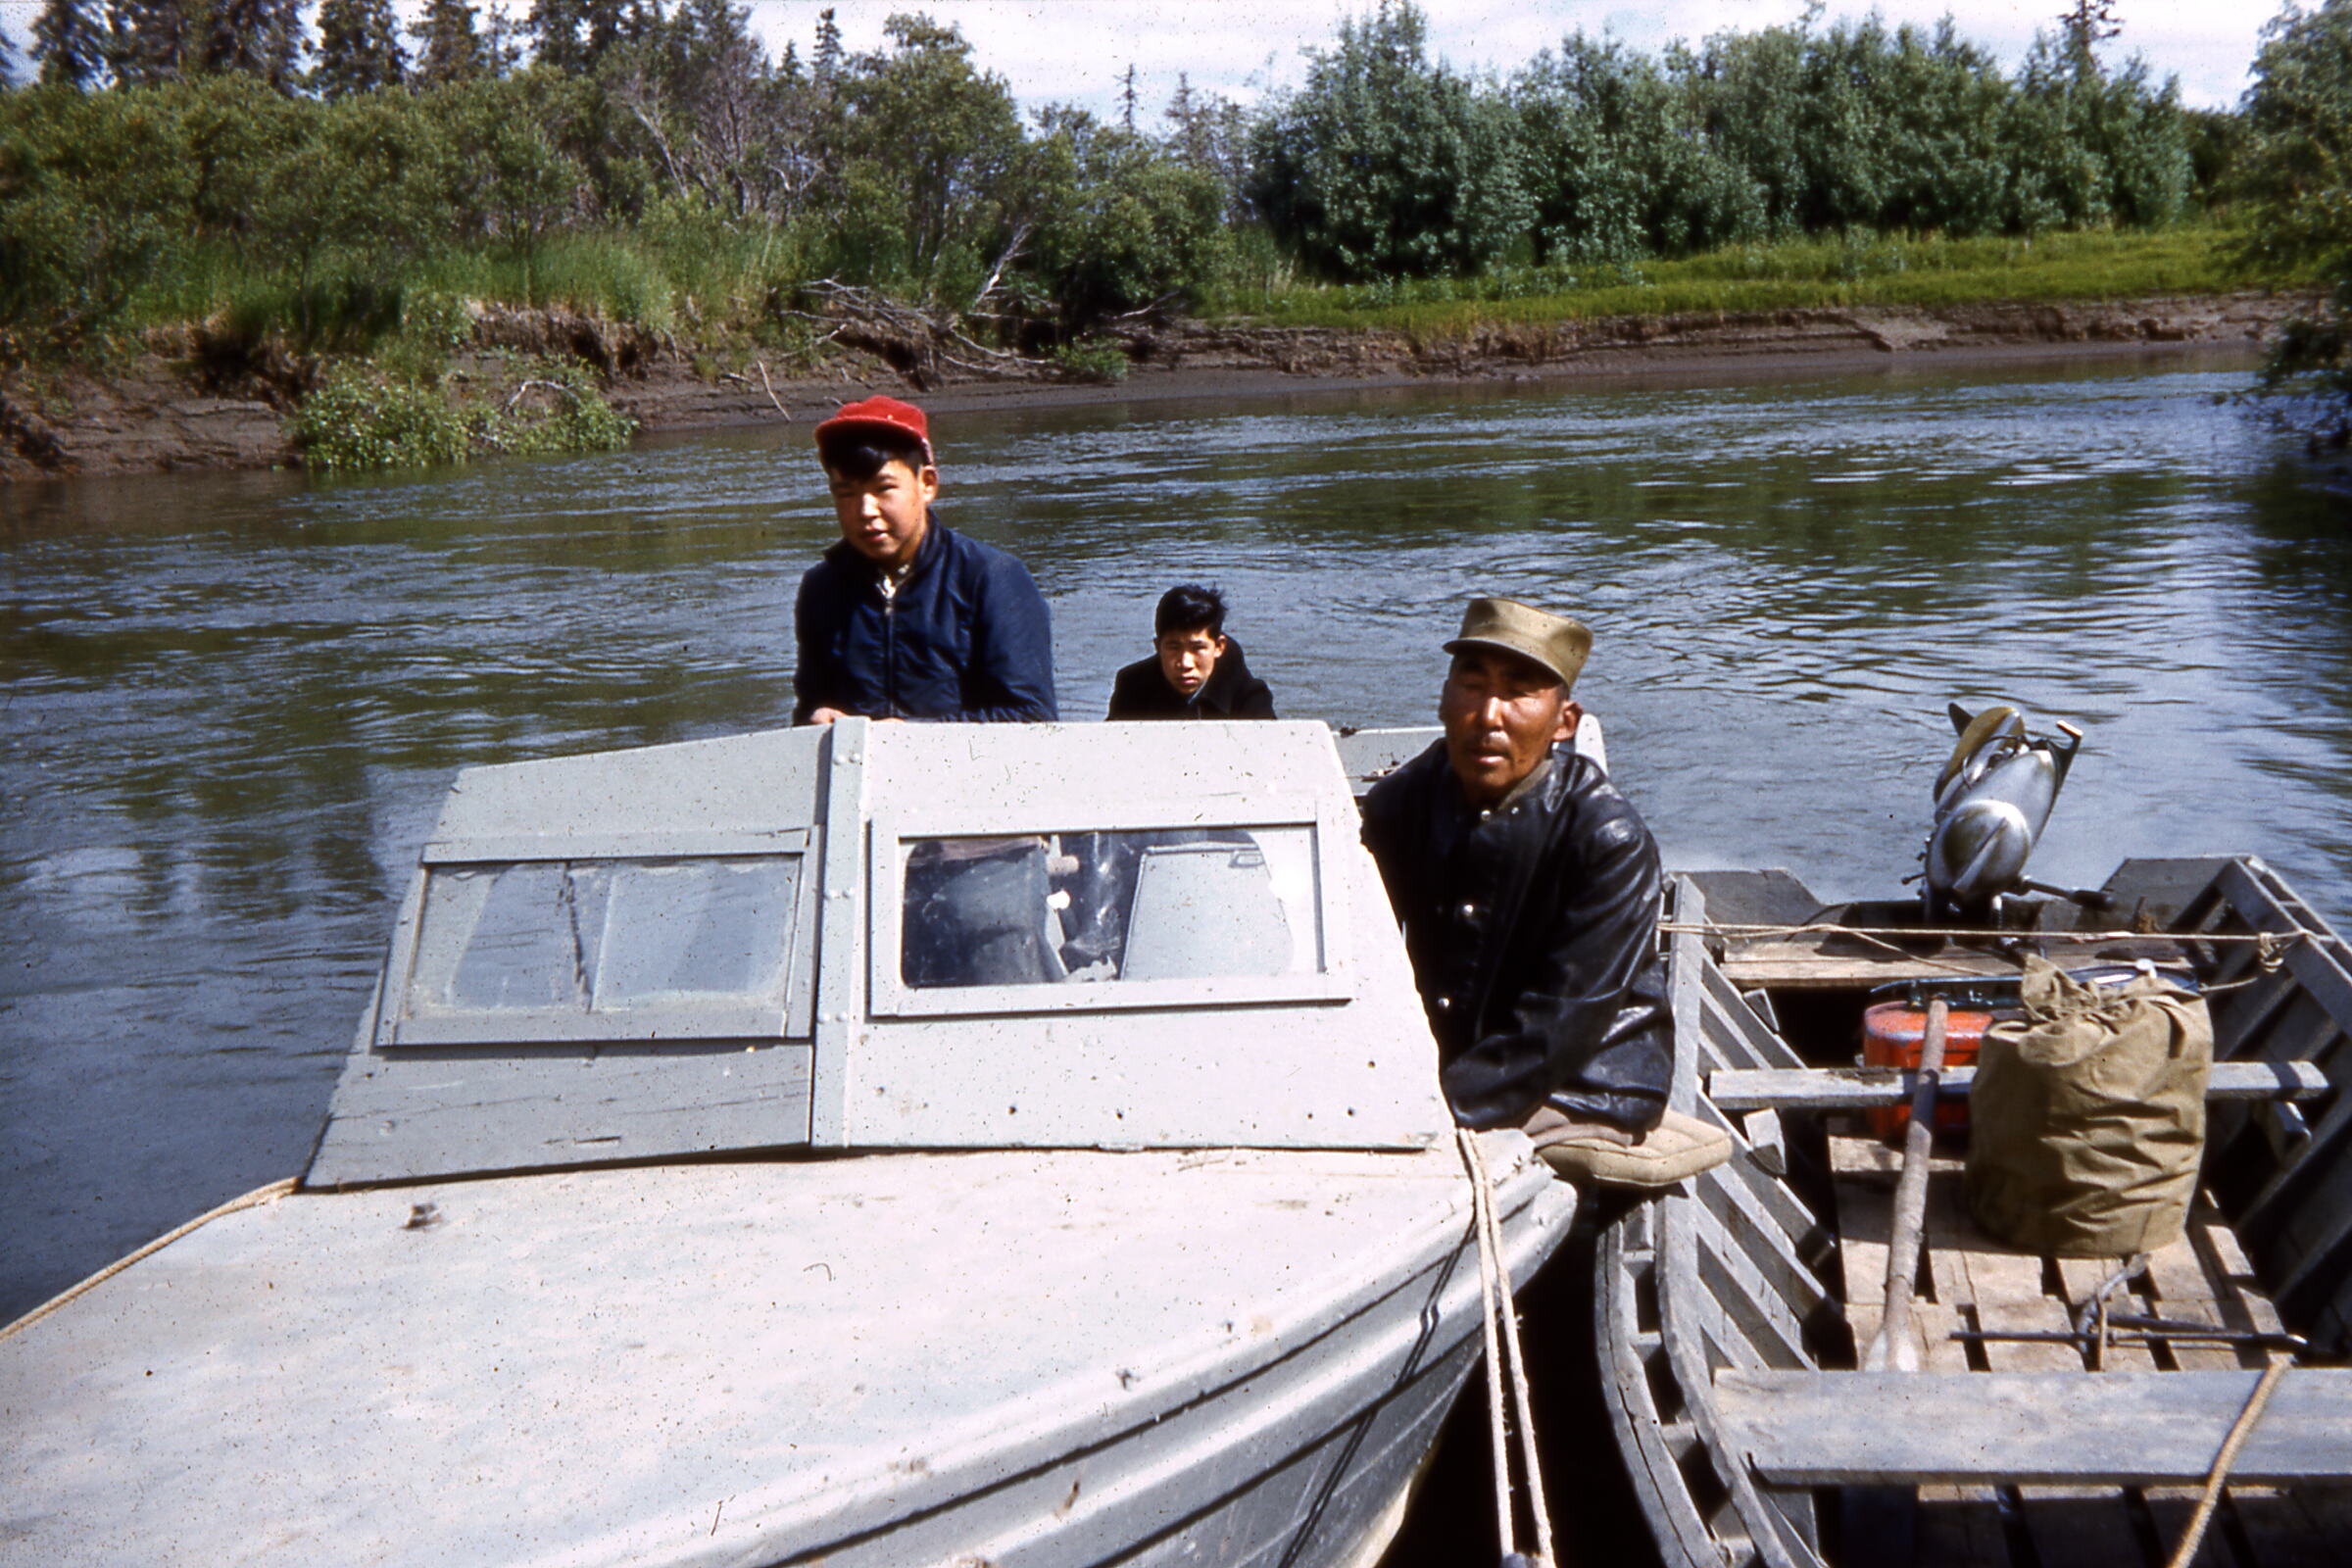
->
[[793, 515, 1057, 723]]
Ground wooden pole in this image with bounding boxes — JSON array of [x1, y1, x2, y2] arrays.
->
[[1865, 998, 1948, 1372]]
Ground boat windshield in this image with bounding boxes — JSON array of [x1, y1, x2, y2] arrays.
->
[[901, 827, 1318, 989], [406, 856, 801, 1016]]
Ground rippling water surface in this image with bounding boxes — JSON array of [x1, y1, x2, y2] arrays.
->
[[2, 349, 2344, 1316]]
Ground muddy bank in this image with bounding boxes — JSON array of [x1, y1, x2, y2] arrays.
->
[[0, 291, 2307, 482]]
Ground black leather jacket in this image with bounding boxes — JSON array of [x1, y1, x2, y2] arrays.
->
[[1361, 741, 1672, 1132], [1105, 638, 1277, 719]]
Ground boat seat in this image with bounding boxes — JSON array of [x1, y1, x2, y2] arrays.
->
[[1714, 1368, 2352, 1488], [1121, 843, 1296, 981], [1705, 1059, 2330, 1112]]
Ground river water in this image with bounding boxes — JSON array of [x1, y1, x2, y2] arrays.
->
[[1, 348, 2343, 1319]]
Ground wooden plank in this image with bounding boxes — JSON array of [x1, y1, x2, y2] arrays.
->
[[1709, 1060, 2329, 1112], [1715, 1369, 2352, 1486], [1955, 1241, 2148, 1565], [1721, 945, 2020, 990], [1833, 1169, 1893, 1361], [1909, 1203, 2013, 1568]]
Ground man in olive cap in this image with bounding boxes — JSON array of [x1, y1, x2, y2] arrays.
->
[[1361, 598, 1728, 1187]]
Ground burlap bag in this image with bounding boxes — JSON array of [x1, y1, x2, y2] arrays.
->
[[1965, 957, 2212, 1256]]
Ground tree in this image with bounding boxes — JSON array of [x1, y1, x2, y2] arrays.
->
[[2235, 0, 2352, 402], [0, 83, 198, 341], [108, 0, 191, 85], [414, 0, 492, 84], [316, 0, 406, 98], [1164, 73, 1251, 220], [1514, 32, 1761, 263], [33, 1, 110, 88], [825, 14, 1027, 292], [811, 7, 842, 83], [1021, 105, 1227, 330], [203, 0, 307, 90], [1248, 0, 1530, 279]]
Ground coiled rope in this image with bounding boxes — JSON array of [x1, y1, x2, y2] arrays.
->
[[1457, 1127, 1555, 1568], [0, 1178, 299, 1346]]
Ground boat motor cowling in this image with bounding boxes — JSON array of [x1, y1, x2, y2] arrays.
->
[[1924, 702, 2082, 923]]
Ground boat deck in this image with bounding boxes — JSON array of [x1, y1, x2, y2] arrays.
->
[[1825, 1127, 2351, 1568]]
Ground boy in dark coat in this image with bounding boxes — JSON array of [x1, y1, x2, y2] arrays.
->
[[794, 396, 1055, 725], [1105, 585, 1276, 720]]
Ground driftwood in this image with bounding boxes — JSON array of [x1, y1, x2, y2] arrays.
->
[[774, 278, 1048, 389]]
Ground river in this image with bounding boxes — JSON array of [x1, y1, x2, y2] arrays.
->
[[1, 347, 2343, 1319]]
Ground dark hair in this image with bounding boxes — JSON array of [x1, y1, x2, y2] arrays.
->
[[817, 427, 930, 480], [1154, 584, 1227, 639]]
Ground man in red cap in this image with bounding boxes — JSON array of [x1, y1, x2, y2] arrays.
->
[[794, 395, 1055, 724]]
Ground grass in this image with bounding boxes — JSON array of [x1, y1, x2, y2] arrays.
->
[[1216, 227, 2306, 337]]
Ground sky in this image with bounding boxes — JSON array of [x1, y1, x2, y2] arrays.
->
[[734, 1, 2273, 122], [0, 1, 2274, 117]]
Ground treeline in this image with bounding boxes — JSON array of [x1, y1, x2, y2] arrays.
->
[[0, 0, 2234, 363]]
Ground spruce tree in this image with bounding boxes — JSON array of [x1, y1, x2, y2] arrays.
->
[[33, 0, 110, 88], [107, 0, 189, 84], [811, 7, 841, 83], [527, 0, 584, 71], [414, 0, 490, 83], [316, 0, 406, 96], [204, 0, 306, 89]]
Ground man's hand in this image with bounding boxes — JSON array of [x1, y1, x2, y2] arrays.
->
[[807, 707, 850, 726]]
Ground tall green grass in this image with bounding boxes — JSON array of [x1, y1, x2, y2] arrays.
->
[[1218, 227, 2298, 336]]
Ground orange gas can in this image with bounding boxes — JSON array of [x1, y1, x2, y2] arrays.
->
[[1862, 1000, 1991, 1141]]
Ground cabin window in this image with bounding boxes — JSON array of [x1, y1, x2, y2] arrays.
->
[[403, 856, 801, 1025], [898, 827, 1320, 990]]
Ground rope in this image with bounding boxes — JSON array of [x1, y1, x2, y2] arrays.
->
[[1659, 920, 2320, 949], [1457, 1127, 1556, 1568], [1462, 1130, 1514, 1552], [0, 1178, 300, 1346], [2163, 1359, 2290, 1568]]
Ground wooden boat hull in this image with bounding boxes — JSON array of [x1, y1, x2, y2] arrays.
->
[[0, 1143, 1574, 1567], [1598, 857, 2352, 1568]]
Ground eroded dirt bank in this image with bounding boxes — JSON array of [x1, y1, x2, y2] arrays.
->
[[0, 291, 2305, 483]]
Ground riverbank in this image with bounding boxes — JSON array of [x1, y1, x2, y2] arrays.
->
[[0, 289, 2305, 482]]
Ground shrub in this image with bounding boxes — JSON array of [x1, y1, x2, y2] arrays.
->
[[293, 360, 469, 469]]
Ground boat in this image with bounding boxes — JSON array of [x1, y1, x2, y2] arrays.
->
[[1595, 857, 2352, 1568], [0, 718, 1580, 1568]]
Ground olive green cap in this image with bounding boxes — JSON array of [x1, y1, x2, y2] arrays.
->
[[1444, 597, 1592, 691]]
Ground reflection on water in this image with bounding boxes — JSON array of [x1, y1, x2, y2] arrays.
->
[[2, 349, 2345, 1316]]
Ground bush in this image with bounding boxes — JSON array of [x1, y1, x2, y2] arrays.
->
[[1049, 336, 1128, 383], [293, 355, 633, 470], [1249, 1, 1531, 280], [293, 361, 470, 469]]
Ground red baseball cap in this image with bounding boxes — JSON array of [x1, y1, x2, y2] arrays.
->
[[813, 396, 933, 464]]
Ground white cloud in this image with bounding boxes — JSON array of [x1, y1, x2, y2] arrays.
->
[[737, 0, 2268, 123]]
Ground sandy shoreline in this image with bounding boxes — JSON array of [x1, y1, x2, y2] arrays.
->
[[0, 291, 2304, 483]]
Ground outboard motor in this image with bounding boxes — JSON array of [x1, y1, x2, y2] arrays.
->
[[1924, 702, 2083, 923]]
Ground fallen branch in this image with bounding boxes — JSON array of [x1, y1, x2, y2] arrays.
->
[[756, 359, 789, 418], [503, 378, 585, 413]]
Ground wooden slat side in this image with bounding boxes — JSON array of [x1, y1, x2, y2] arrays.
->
[[1699, 963, 1806, 1071]]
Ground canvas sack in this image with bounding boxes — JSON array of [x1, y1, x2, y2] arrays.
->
[[1965, 957, 2212, 1256]]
